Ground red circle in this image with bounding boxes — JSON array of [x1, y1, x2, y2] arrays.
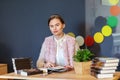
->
[[85, 35, 94, 46]]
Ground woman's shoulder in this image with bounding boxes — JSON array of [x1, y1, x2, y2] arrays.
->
[[65, 34, 76, 43], [44, 35, 54, 41]]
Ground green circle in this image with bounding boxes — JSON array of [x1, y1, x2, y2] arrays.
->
[[107, 16, 118, 28]]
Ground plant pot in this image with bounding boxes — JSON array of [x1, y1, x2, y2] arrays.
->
[[73, 61, 91, 75]]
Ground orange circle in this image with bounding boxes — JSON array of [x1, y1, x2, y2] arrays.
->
[[110, 6, 120, 16]]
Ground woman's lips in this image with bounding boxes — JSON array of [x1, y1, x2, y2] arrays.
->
[[53, 31, 58, 33]]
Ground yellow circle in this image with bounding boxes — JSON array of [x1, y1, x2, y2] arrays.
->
[[109, 0, 119, 5], [101, 25, 112, 37], [67, 32, 75, 38], [94, 32, 104, 43]]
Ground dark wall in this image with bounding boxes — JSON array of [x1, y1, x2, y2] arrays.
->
[[0, 0, 85, 72]]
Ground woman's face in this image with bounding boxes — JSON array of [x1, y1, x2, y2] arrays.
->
[[49, 18, 65, 36]]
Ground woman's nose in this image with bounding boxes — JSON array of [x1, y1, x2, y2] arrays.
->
[[53, 26, 57, 30]]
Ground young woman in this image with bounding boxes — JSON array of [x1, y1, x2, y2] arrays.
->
[[36, 14, 79, 70]]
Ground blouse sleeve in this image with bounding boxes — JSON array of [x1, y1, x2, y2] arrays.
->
[[36, 40, 46, 68], [67, 37, 80, 67]]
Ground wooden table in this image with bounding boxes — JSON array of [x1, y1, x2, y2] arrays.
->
[[0, 71, 119, 80]]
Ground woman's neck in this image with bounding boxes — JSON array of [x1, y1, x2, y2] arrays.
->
[[54, 32, 64, 40]]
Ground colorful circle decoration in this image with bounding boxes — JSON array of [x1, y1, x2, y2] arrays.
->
[[107, 16, 118, 28], [94, 32, 104, 43], [109, 0, 119, 5], [110, 5, 120, 16], [76, 36, 84, 46], [92, 0, 119, 45], [67, 32, 75, 38], [95, 16, 107, 28], [101, 25, 112, 37], [85, 35, 94, 47]]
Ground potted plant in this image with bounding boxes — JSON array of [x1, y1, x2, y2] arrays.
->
[[73, 48, 94, 75]]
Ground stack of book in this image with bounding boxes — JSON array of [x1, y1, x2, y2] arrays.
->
[[12, 57, 32, 74], [91, 57, 119, 78]]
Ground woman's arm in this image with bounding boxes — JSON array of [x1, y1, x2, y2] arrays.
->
[[36, 37, 56, 68], [67, 36, 80, 67], [36, 40, 46, 68]]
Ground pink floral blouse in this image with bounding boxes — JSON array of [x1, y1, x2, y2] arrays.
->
[[36, 34, 79, 68]]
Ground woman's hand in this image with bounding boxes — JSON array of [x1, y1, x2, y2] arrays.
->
[[64, 65, 73, 71], [44, 62, 55, 68]]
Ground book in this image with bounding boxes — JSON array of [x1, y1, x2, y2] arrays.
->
[[20, 68, 43, 76], [92, 61, 119, 67], [47, 66, 67, 73], [12, 57, 32, 74], [39, 66, 68, 74], [91, 70, 114, 78], [96, 74, 113, 78], [91, 66, 117, 70], [91, 69, 115, 74], [48, 66, 65, 70], [94, 57, 119, 63]]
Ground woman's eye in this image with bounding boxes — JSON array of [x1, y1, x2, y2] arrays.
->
[[55, 23, 60, 27], [50, 25, 54, 28]]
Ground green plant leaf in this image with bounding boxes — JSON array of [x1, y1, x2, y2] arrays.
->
[[73, 49, 94, 62]]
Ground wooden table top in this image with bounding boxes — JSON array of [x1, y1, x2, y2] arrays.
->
[[0, 70, 119, 80]]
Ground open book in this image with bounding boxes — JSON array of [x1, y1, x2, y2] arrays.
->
[[48, 66, 64, 70], [39, 66, 67, 73]]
